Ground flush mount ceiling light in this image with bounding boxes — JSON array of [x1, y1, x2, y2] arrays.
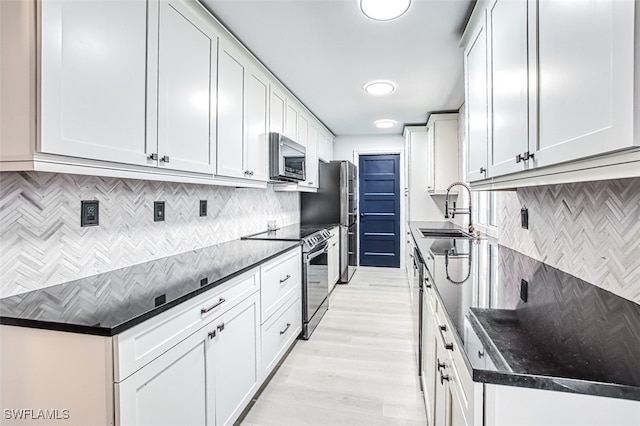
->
[[360, 0, 411, 21], [374, 119, 397, 129], [364, 80, 396, 96]]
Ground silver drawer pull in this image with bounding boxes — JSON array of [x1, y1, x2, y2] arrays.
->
[[438, 324, 454, 351], [208, 330, 216, 340], [280, 275, 291, 284], [201, 298, 226, 314], [280, 323, 291, 335]]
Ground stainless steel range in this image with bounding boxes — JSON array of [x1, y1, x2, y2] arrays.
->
[[242, 224, 331, 339]]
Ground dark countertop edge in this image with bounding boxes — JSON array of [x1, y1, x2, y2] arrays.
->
[[0, 242, 302, 337], [409, 221, 640, 402], [472, 369, 640, 402], [409, 221, 488, 376]]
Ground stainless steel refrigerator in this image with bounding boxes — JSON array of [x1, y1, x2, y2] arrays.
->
[[301, 160, 357, 283]]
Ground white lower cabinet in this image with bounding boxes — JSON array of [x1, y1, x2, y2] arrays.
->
[[117, 292, 259, 426], [117, 327, 211, 426], [327, 227, 340, 291], [261, 293, 301, 377], [115, 247, 302, 426], [212, 293, 261, 426], [423, 282, 475, 426]]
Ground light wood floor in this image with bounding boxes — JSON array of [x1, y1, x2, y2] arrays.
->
[[241, 267, 427, 426]]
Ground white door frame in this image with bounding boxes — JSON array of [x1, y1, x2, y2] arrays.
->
[[353, 149, 406, 269]]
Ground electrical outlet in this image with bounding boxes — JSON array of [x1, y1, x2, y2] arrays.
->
[[154, 294, 166, 307], [81, 200, 99, 227], [520, 279, 528, 303], [199, 200, 207, 217], [154, 201, 165, 222], [520, 207, 529, 229]]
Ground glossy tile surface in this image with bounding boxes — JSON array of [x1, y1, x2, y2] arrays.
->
[[241, 267, 427, 426], [0, 239, 301, 335]]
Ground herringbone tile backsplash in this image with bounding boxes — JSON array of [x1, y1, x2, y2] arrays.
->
[[498, 177, 640, 304], [0, 172, 299, 297]]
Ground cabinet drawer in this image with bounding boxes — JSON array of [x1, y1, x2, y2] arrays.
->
[[260, 248, 301, 323], [261, 291, 301, 376], [115, 269, 259, 382]]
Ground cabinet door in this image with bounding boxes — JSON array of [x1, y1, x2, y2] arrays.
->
[[157, 0, 217, 174], [328, 233, 340, 290], [285, 102, 298, 141], [117, 327, 212, 426], [464, 12, 489, 183], [422, 288, 437, 426], [298, 114, 309, 147], [245, 66, 269, 181], [434, 340, 448, 426], [217, 38, 246, 179], [269, 85, 286, 135], [212, 293, 260, 426], [40, 0, 150, 165], [487, 0, 529, 178], [533, 0, 636, 168], [305, 122, 319, 188]]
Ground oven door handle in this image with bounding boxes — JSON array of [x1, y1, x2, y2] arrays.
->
[[307, 242, 329, 260]]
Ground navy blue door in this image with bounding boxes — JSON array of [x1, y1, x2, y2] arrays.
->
[[359, 154, 401, 267]]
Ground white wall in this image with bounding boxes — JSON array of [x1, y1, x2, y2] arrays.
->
[[332, 134, 405, 162]]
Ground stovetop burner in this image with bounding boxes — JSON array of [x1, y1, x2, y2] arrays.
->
[[242, 224, 332, 251]]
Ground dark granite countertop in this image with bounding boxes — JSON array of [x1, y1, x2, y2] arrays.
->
[[410, 221, 640, 401], [0, 239, 301, 336]]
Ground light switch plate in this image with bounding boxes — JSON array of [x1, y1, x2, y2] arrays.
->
[[154, 201, 165, 222], [81, 200, 99, 227], [521, 207, 529, 229]]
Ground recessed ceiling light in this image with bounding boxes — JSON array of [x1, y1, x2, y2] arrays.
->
[[360, 0, 411, 21], [374, 119, 397, 129], [364, 80, 396, 96]]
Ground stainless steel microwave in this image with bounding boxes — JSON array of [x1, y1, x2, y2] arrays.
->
[[269, 132, 306, 182]]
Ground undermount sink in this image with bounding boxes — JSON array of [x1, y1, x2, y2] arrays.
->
[[419, 228, 475, 239]]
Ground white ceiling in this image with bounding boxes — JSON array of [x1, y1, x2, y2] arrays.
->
[[201, 0, 474, 136]]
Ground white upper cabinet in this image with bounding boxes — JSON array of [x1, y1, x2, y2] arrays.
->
[[40, 0, 149, 166], [305, 121, 319, 188], [462, 0, 639, 188], [426, 114, 460, 194], [244, 66, 269, 182], [297, 114, 309, 147], [318, 130, 334, 162], [269, 84, 286, 135], [487, 0, 529, 178], [156, 0, 217, 174], [533, 0, 637, 168], [285, 102, 299, 141], [217, 38, 269, 182], [4, 0, 332, 187], [217, 37, 246, 179], [464, 10, 489, 183]]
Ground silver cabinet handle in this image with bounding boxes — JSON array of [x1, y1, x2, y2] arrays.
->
[[201, 298, 226, 314], [160, 155, 170, 163], [438, 325, 454, 351], [148, 153, 158, 161], [440, 371, 450, 384], [217, 322, 225, 332], [208, 330, 217, 339], [280, 323, 291, 335], [280, 275, 291, 284]]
